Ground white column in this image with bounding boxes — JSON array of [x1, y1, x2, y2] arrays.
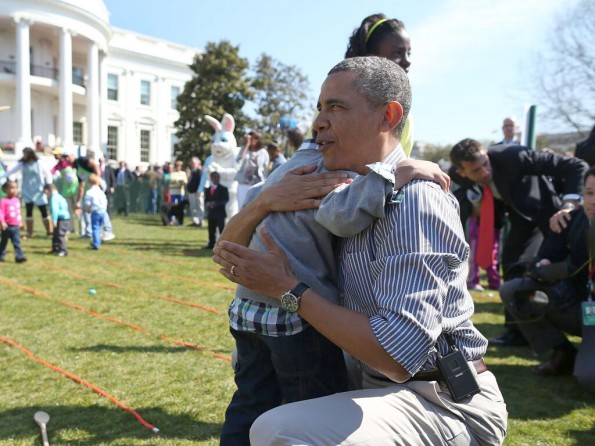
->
[[59, 28, 73, 151], [125, 70, 136, 164], [99, 50, 108, 157], [15, 18, 32, 150], [154, 76, 163, 163], [87, 41, 100, 152]]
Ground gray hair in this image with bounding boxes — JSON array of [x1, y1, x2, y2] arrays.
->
[[328, 56, 411, 137]]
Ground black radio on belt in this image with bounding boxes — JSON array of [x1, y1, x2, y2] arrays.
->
[[436, 338, 480, 403]]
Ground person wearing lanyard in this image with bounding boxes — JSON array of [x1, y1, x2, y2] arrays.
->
[[499, 166, 595, 376]]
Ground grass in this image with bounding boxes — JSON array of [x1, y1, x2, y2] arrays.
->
[[1, 215, 594, 445]]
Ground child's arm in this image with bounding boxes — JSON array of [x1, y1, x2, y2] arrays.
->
[[83, 192, 92, 214], [217, 166, 350, 247], [316, 159, 450, 238], [76, 178, 85, 211], [315, 165, 392, 238], [0, 202, 6, 230], [48, 197, 59, 225]]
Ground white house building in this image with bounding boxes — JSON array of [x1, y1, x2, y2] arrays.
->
[[0, 0, 196, 167]]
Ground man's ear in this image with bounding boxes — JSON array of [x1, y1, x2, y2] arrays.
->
[[455, 167, 467, 179], [383, 101, 403, 132]]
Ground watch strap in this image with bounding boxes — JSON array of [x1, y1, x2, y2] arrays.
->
[[290, 282, 310, 298]]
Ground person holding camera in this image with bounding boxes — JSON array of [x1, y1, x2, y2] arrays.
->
[[499, 166, 595, 376], [450, 138, 589, 347]]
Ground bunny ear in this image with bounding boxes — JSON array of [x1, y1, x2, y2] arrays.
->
[[204, 115, 222, 131], [221, 113, 235, 133]]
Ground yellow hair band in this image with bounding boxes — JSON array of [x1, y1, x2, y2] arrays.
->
[[365, 18, 388, 43]]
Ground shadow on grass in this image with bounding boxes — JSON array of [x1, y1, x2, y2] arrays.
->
[[118, 214, 163, 226], [483, 345, 535, 360], [103, 241, 215, 258], [182, 249, 213, 258], [472, 322, 508, 342], [114, 241, 192, 248], [124, 244, 214, 258], [473, 300, 504, 314], [488, 362, 595, 422], [71, 344, 191, 354], [0, 404, 220, 444], [68, 344, 233, 360], [567, 428, 595, 446]]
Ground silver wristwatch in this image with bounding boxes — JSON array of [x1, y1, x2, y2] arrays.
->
[[280, 282, 310, 313]]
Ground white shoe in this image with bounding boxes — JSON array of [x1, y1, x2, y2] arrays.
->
[[102, 232, 116, 241]]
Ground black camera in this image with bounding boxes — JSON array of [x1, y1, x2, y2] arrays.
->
[[513, 280, 575, 319], [525, 261, 570, 283]]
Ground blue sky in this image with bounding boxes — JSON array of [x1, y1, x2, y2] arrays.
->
[[103, 0, 575, 146]]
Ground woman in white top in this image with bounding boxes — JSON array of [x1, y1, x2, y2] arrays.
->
[[3, 147, 53, 237]]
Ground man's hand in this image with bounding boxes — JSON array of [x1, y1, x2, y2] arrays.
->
[[1, 221, 7, 231], [549, 208, 574, 233], [395, 159, 450, 192], [213, 226, 297, 297], [256, 165, 352, 213]]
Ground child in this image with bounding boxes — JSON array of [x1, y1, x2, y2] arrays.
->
[[44, 183, 71, 256], [83, 174, 107, 250], [160, 199, 189, 226], [0, 180, 27, 263], [203, 171, 229, 249]]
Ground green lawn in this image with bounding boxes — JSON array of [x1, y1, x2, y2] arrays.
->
[[1, 216, 593, 445]]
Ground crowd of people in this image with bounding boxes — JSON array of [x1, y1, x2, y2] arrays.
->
[[2, 10, 594, 445], [0, 125, 296, 257]]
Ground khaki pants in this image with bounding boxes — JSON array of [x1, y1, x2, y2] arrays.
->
[[250, 371, 507, 446]]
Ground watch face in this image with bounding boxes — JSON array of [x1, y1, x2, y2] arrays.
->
[[281, 292, 299, 313]]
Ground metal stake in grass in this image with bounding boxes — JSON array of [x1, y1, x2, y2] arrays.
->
[[33, 411, 50, 446]]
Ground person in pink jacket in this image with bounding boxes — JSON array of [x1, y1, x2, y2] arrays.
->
[[0, 180, 27, 263]]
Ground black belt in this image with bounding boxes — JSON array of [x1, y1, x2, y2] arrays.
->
[[408, 358, 488, 382]]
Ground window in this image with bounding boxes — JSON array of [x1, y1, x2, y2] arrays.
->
[[140, 129, 150, 162], [107, 126, 118, 160], [73, 122, 83, 145], [140, 80, 151, 106], [107, 74, 118, 101], [72, 67, 84, 87], [171, 133, 178, 159], [170, 85, 180, 109]]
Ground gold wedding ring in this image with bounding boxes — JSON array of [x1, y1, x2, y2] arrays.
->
[[230, 264, 237, 276]]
